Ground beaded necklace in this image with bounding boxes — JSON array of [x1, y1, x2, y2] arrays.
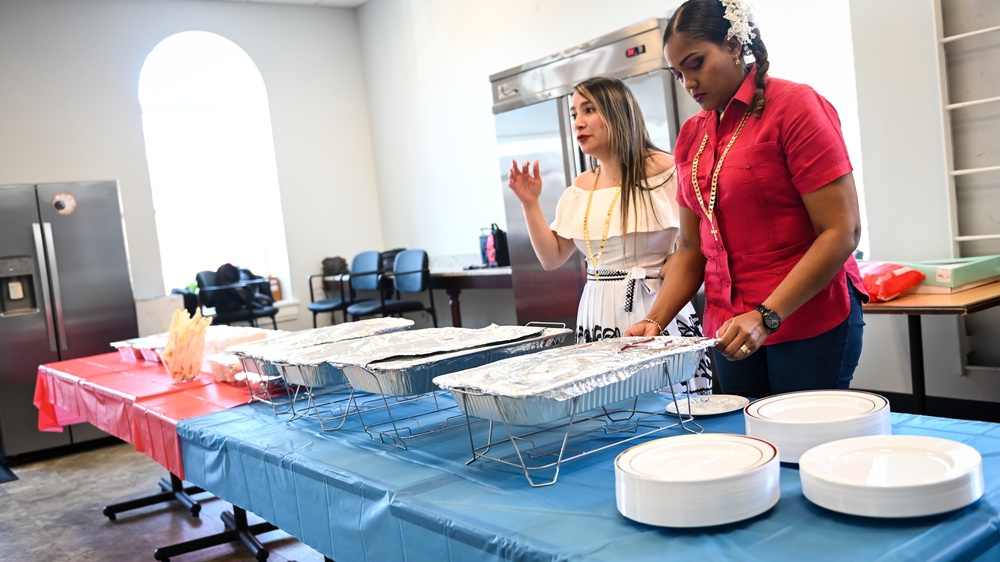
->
[[690, 111, 751, 241], [583, 166, 621, 277]]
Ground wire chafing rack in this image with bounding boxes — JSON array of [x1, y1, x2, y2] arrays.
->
[[256, 325, 573, 446], [238, 355, 301, 416], [336, 325, 573, 448], [450, 376, 702, 488], [347, 378, 480, 449], [260, 364, 476, 438], [224, 324, 573, 446], [229, 318, 417, 417], [437, 337, 715, 487]]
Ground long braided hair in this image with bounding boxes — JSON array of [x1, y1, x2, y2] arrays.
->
[[574, 77, 674, 263], [665, 0, 770, 117]]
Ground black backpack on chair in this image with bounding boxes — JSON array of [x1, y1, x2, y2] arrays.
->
[[212, 263, 273, 312], [212, 263, 249, 313], [322, 256, 349, 276]]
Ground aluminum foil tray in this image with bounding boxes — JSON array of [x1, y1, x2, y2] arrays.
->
[[277, 361, 347, 388], [112, 326, 277, 363], [269, 325, 563, 390], [436, 336, 714, 426], [231, 318, 413, 378], [238, 355, 276, 377], [110, 334, 168, 362], [343, 327, 572, 397]]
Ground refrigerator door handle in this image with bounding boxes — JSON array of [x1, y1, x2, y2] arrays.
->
[[32, 222, 60, 352], [41, 223, 68, 351]]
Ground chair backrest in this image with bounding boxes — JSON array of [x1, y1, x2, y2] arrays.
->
[[195, 270, 218, 307], [196, 268, 262, 313], [349, 251, 382, 292], [392, 249, 429, 293]]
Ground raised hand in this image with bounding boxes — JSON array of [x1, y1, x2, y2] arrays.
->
[[507, 159, 542, 206]]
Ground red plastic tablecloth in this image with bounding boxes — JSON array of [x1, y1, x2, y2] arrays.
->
[[34, 352, 249, 479], [131, 382, 249, 477], [34, 353, 146, 432]]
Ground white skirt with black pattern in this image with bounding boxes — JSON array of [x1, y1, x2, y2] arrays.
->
[[575, 273, 714, 394]]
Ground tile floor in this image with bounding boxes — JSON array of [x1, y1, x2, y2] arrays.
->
[[0, 443, 327, 561]]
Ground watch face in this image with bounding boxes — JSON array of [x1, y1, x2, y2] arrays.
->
[[763, 313, 780, 331], [756, 305, 780, 333]]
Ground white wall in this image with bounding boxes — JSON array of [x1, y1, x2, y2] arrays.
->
[[850, 0, 952, 261], [0, 0, 384, 330], [849, 0, 944, 395]]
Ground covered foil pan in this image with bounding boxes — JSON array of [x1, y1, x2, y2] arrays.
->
[[435, 336, 715, 426], [110, 333, 168, 362], [277, 360, 347, 388], [231, 317, 413, 377], [343, 327, 572, 396], [274, 325, 564, 390], [111, 326, 277, 363]]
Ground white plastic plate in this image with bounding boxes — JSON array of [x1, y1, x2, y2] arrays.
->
[[667, 394, 749, 416], [746, 390, 888, 423]]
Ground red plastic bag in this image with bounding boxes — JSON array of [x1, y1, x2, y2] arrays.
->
[[859, 262, 926, 302]]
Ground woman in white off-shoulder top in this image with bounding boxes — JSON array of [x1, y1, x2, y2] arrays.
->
[[508, 76, 712, 391]]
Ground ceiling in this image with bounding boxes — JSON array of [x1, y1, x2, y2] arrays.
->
[[211, 0, 370, 8]]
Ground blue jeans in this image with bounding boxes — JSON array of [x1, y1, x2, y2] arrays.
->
[[713, 282, 866, 397]]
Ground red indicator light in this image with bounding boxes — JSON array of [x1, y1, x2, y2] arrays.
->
[[625, 44, 646, 58]]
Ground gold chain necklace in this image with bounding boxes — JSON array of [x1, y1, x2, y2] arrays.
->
[[690, 111, 751, 241], [583, 166, 621, 277]]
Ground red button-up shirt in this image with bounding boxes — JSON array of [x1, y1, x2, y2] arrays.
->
[[676, 68, 865, 344]]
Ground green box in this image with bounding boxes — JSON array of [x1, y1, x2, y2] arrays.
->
[[897, 255, 1000, 288]]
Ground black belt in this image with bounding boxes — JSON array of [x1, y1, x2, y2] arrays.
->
[[587, 270, 628, 281], [586, 269, 659, 312]]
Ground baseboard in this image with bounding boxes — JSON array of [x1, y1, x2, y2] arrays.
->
[[4, 436, 123, 467], [274, 298, 299, 325], [855, 388, 1000, 423]]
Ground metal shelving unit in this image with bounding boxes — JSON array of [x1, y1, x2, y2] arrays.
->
[[933, 0, 1000, 374], [934, 1, 1000, 251]]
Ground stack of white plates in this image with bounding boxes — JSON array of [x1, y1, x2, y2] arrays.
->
[[799, 435, 984, 517], [744, 390, 891, 463], [615, 434, 780, 527]]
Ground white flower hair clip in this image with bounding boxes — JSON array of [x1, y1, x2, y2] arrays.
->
[[721, 0, 756, 46]]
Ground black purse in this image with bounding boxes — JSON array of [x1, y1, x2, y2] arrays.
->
[[479, 223, 510, 267]]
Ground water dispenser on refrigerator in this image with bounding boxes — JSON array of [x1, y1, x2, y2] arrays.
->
[[0, 256, 37, 316]]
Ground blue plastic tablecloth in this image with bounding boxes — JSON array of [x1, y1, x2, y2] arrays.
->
[[178, 392, 1000, 561]]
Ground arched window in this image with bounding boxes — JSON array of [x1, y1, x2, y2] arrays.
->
[[138, 31, 289, 296]]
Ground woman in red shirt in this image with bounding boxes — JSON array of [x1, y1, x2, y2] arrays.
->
[[626, 0, 868, 397]]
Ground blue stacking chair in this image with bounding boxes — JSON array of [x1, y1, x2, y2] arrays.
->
[[346, 249, 437, 327], [306, 251, 381, 327]]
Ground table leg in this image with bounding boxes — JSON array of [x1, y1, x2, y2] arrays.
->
[[153, 505, 276, 561], [102, 472, 203, 521], [907, 315, 927, 415], [446, 287, 462, 327]]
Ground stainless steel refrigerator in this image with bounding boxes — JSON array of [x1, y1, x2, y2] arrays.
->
[[0, 181, 138, 459], [490, 17, 700, 329]]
